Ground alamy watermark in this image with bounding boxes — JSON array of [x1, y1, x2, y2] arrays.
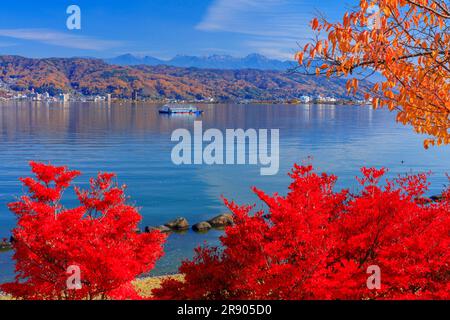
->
[[170, 121, 279, 176], [66, 265, 82, 290], [367, 4, 381, 30], [66, 5, 81, 30], [366, 265, 381, 290]]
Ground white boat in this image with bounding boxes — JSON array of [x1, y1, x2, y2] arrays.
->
[[158, 104, 203, 115]]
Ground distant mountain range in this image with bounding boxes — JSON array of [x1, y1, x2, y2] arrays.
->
[[105, 53, 296, 71], [0, 55, 371, 101]]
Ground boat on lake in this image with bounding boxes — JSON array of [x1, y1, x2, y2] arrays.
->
[[158, 104, 203, 115]]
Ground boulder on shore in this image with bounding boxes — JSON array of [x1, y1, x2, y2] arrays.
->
[[192, 221, 212, 232], [164, 217, 190, 230], [208, 213, 234, 228], [145, 225, 172, 233]]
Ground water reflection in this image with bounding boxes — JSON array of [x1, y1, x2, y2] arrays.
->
[[1, 102, 379, 138]]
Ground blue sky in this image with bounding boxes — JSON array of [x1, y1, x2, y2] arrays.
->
[[0, 0, 353, 60]]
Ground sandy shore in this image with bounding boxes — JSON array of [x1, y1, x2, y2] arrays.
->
[[133, 274, 183, 298]]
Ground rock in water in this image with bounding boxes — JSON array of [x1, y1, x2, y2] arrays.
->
[[0, 239, 12, 251], [430, 195, 443, 202], [165, 217, 190, 230], [145, 225, 172, 233], [192, 221, 212, 232], [208, 213, 234, 228]]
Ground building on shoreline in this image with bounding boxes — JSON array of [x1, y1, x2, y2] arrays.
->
[[59, 93, 70, 102], [299, 95, 312, 103], [315, 95, 338, 104]]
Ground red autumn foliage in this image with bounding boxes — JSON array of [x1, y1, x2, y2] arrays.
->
[[0, 162, 166, 300], [154, 165, 450, 300]]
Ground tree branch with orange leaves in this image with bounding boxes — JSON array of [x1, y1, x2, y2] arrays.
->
[[296, 0, 449, 148]]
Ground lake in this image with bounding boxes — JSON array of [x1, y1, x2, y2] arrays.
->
[[0, 102, 448, 283]]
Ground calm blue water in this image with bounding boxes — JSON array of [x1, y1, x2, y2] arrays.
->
[[0, 102, 448, 283]]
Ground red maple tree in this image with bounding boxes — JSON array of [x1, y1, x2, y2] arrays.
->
[[1, 162, 166, 300], [154, 165, 449, 300]]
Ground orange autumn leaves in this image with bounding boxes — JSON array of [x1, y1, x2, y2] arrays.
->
[[297, 0, 450, 148]]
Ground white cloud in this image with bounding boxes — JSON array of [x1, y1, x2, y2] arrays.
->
[[197, 0, 314, 59], [0, 28, 123, 51]]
